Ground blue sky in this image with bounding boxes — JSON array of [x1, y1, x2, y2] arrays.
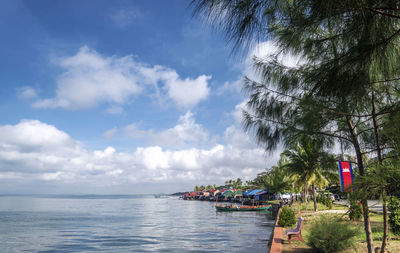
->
[[0, 0, 279, 194]]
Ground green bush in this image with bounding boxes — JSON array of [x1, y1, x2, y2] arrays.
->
[[388, 196, 400, 235], [317, 194, 333, 209], [348, 199, 363, 221], [278, 206, 296, 227], [323, 195, 333, 209], [308, 215, 359, 253], [325, 198, 333, 209]]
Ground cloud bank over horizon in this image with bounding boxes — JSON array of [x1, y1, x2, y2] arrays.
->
[[0, 114, 279, 194]]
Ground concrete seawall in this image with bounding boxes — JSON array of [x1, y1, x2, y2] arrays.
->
[[268, 206, 283, 253]]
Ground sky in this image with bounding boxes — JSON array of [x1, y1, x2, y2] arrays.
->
[[0, 0, 281, 194]]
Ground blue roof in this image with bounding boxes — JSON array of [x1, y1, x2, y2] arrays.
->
[[255, 190, 268, 196], [254, 190, 268, 200], [244, 189, 265, 196]]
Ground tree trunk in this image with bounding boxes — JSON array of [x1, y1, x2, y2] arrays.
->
[[347, 117, 374, 253], [312, 183, 317, 212], [372, 89, 388, 253], [381, 192, 388, 253], [303, 183, 308, 210]]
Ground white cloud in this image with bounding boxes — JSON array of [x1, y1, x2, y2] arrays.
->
[[134, 65, 210, 108], [124, 111, 209, 148], [31, 46, 211, 110], [215, 41, 302, 98], [33, 46, 142, 109], [17, 86, 38, 100], [0, 118, 277, 193], [134, 146, 170, 171], [231, 100, 250, 124], [250, 41, 301, 67], [105, 105, 124, 114], [165, 75, 211, 108], [0, 120, 78, 152], [246, 41, 304, 83], [216, 78, 242, 95], [111, 8, 142, 29], [103, 127, 118, 139]]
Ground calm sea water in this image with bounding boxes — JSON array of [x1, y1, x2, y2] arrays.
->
[[0, 195, 274, 252]]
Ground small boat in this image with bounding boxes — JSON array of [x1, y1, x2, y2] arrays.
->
[[154, 194, 169, 198], [215, 204, 271, 211]]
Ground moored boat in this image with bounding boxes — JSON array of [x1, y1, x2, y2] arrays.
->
[[215, 204, 271, 211]]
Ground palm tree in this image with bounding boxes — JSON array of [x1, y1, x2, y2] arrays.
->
[[225, 179, 234, 189], [234, 178, 242, 189], [247, 173, 265, 189], [283, 137, 337, 212], [264, 158, 293, 197]]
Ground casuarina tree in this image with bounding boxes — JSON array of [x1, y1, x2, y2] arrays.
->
[[191, 1, 400, 252]]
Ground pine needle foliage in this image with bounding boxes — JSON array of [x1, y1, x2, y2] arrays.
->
[[308, 215, 359, 253], [190, 2, 400, 252]]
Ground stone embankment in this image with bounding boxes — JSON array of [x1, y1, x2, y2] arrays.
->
[[269, 206, 282, 253]]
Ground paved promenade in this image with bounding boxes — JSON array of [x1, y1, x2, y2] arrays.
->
[[335, 199, 383, 213]]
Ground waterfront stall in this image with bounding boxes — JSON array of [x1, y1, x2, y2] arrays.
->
[[243, 189, 267, 205], [216, 189, 227, 202], [254, 190, 269, 203], [208, 189, 218, 201], [193, 191, 202, 200], [233, 190, 244, 202], [184, 191, 201, 200], [243, 189, 264, 198], [200, 191, 210, 201], [222, 190, 235, 202]]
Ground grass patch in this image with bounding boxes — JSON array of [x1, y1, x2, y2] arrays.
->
[[288, 201, 347, 212], [280, 201, 400, 252], [353, 212, 400, 242], [268, 200, 281, 204]]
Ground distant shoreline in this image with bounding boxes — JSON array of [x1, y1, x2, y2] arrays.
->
[[0, 194, 154, 199]]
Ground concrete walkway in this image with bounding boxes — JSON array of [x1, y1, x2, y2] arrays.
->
[[334, 199, 384, 213], [317, 209, 347, 214]]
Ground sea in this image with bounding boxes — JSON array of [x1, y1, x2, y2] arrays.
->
[[0, 195, 274, 252]]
